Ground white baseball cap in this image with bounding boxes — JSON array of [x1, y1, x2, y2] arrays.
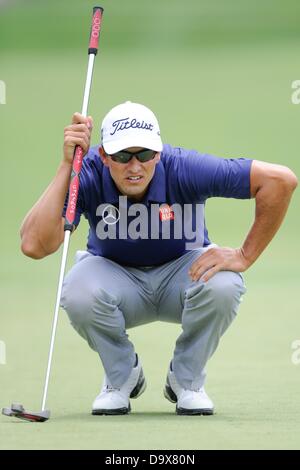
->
[[101, 101, 163, 154]]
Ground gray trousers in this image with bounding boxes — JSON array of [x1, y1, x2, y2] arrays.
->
[[60, 248, 246, 391]]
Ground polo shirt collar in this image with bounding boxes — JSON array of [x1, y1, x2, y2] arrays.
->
[[143, 160, 166, 204], [102, 166, 121, 204]]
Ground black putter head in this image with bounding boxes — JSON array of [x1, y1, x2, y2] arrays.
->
[[2, 403, 50, 422]]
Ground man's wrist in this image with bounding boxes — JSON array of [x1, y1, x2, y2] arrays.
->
[[60, 159, 73, 170], [238, 247, 254, 270]]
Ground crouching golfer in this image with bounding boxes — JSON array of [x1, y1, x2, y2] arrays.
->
[[20, 101, 297, 415]]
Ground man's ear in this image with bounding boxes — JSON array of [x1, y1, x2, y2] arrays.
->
[[99, 146, 109, 167], [155, 152, 161, 164]]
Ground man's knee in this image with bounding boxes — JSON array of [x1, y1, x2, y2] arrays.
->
[[207, 271, 246, 307], [185, 271, 246, 315], [61, 275, 122, 334], [61, 280, 96, 328]]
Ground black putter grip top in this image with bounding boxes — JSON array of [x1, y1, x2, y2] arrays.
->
[[88, 6, 104, 55]]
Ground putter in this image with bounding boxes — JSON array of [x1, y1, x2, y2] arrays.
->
[[2, 404, 50, 423], [2, 6, 104, 423]]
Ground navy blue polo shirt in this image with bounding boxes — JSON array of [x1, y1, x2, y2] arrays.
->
[[63, 144, 253, 266]]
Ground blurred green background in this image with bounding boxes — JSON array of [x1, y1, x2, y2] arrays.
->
[[0, 0, 299, 450]]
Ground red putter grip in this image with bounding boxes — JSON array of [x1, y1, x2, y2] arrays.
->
[[88, 6, 104, 55], [64, 146, 84, 231]]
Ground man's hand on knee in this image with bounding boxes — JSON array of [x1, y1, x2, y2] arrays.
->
[[188, 247, 250, 283]]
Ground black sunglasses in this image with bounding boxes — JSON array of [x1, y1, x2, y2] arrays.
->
[[108, 148, 157, 164]]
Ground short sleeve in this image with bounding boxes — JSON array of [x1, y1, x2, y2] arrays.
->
[[176, 148, 253, 200]]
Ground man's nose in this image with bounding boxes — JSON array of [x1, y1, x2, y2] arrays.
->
[[127, 156, 142, 172]]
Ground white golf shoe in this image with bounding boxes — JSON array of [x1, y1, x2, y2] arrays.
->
[[92, 355, 146, 415], [164, 364, 214, 415]]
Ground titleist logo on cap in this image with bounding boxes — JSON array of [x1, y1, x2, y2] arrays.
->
[[110, 117, 154, 136]]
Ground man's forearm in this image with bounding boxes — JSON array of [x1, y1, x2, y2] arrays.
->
[[20, 161, 73, 258], [189, 162, 297, 283], [241, 177, 297, 267]]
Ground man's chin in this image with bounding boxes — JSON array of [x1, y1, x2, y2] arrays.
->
[[121, 185, 147, 201]]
